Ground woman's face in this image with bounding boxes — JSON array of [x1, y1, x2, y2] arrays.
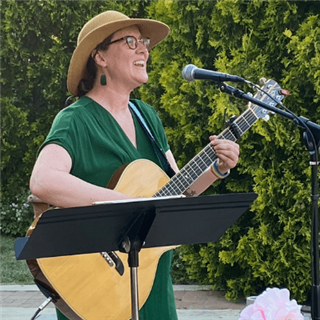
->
[[100, 25, 149, 92]]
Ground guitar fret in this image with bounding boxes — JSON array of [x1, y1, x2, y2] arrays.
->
[[247, 109, 258, 125], [205, 145, 217, 162], [201, 150, 212, 170], [180, 168, 196, 186], [232, 122, 243, 134], [191, 164, 204, 178], [188, 164, 201, 179], [179, 171, 193, 187], [171, 175, 186, 192], [169, 178, 183, 194], [236, 120, 247, 134], [165, 181, 180, 195], [166, 184, 179, 195], [156, 188, 169, 197], [196, 155, 208, 168], [186, 163, 200, 179], [221, 130, 236, 142], [201, 149, 215, 166], [189, 159, 201, 173], [157, 186, 169, 197], [207, 145, 216, 156], [192, 155, 208, 171], [160, 181, 176, 196], [237, 118, 248, 131], [241, 116, 251, 127], [174, 171, 192, 191], [175, 174, 190, 192], [245, 115, 254, 126]]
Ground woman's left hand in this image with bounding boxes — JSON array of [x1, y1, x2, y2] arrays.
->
[[209, 135, 240, 174]]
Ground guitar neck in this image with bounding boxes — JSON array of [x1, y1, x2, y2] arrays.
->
[[153, 107, 259, 197]]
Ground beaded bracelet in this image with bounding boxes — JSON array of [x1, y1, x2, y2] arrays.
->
[[210, 159, 230, 179]]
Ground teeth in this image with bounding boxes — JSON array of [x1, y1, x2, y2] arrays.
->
[[134, 61, 145, 67]]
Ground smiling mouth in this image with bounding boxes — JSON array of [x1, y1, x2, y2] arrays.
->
[[133, 61, 145, 67]]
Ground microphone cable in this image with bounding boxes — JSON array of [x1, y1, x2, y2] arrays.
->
[[30, 296, 54, 320]]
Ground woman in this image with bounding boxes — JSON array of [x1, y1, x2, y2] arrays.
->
[[30, 10, 239, 320]]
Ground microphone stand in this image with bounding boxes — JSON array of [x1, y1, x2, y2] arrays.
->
[[217, 82, 320, 320]]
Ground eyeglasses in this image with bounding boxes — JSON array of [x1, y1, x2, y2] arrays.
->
[[108, 36, 150, 50]]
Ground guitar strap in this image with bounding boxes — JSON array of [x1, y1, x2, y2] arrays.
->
[[128, 101, 176, 178]]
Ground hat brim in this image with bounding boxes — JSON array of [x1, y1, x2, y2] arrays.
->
[[67, 18, 169, 96]]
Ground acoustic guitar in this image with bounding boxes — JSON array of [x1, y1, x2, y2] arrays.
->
[[26, 79, 285, 320]]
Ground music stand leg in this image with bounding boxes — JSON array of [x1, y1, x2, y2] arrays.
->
[[130, 267, 139, 320], [128, 243, 141, 320], [120, 212, 156, 320]]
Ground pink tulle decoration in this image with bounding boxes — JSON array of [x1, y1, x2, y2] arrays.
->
[[239, 288, 304, 320]]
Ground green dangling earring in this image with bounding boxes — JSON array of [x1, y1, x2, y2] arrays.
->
[[100, 75, 107, 86]]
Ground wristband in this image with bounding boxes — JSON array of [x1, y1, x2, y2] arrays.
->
[[210, 160, 230, 179]]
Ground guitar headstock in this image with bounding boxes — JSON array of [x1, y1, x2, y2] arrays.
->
[[249, 78, 288, 121]]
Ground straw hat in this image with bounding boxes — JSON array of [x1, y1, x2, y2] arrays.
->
[[67, 10, 170, 95]]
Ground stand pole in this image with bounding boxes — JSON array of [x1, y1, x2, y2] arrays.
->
[[130, 267, 139, 320], [310, 149, 320, 320], [127, 240, 142, 320]]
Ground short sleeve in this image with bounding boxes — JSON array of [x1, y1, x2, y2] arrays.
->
[[38, 107, 81, 164]]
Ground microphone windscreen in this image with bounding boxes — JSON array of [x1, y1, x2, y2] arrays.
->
[[182, 64, 197, 82]]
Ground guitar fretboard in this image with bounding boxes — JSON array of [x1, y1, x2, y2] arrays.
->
[[153, 106, 259, 197]]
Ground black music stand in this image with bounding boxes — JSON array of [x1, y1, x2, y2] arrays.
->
[[15, 193, 257, 320]]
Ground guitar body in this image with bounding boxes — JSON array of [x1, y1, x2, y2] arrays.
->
[[27, 159, 177, 320]]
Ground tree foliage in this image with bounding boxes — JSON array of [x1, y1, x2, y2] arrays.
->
[[1, 0, 320, 303]]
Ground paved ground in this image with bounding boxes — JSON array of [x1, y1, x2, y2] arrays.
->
[[0, 284, 245, 320], [174, 285, 246, 310], [0, 284, 312, 320]]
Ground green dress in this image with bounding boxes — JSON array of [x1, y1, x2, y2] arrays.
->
[[39, 96, 178, 320]]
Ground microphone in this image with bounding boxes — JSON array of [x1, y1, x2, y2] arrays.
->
[[182, 64, 247, 83]]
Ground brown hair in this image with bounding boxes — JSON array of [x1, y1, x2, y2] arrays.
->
[[77, 33, 114, 97]]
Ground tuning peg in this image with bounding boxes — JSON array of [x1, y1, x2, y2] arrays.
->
[[259, 77, 267, 85], [280, 89, 290, 97]]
